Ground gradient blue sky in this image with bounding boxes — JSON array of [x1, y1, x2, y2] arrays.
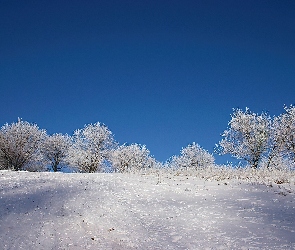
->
[[1, 1, 294, 164]]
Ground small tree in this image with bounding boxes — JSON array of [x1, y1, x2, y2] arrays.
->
[[41, 133, 72, 172], [216, 108, 271, 168], [0, 119, 46, 171], [170, 142, 214, 170], [111, 143, 154, 172], [67, 122, 116, 173]]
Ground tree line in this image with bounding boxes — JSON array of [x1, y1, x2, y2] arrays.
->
[[0, 105, 294, 172]]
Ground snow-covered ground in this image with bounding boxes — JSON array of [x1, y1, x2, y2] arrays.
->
[[0, 170, 294, 249]]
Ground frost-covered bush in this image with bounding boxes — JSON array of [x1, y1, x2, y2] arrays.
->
[[260, 154, 295, 171], [67, 122, 116, 173], [0, 119, 46, 171], [154, 163, 295, 185], [111, 143, 156, 172], [168, 143, 214, 170]]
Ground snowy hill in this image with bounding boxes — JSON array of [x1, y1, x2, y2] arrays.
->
[[0, 170, 294, 249]]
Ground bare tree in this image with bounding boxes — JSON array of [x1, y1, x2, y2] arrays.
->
[[67, 122, 116, 173], [0, 119, 46, 171]]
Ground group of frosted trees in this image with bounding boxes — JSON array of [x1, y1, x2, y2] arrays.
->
[[0, 105, 294, 172], [0, 119, 213, 173], [216, 105, 295, 169], [0, 120, 158, 172]]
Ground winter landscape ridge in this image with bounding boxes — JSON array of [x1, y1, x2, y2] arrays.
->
[[0, 170, 294, 250], [1, 1, 295, 248]]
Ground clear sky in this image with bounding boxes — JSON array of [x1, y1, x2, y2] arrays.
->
[[1, 1, 294, 164]]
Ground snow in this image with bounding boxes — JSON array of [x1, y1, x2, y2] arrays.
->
[[0, 170, 295, 249]]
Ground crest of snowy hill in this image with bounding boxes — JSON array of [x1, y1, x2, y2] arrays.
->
[[0, 170, 294, 249]]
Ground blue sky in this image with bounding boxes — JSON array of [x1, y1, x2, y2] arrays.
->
[[1, 1, 294, 164]]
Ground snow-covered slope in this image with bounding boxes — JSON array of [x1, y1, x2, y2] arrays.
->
[[0, 170, 294, 249]]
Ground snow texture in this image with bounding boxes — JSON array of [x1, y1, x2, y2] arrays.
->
[[0, 170, 294, 249]]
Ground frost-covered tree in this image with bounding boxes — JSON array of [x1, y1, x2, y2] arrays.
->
[[0, 119, 46, 171], [267, 105, 295, 168], [277, 105, 295, 159], [216, 108, 271, 168], [67, 122, 116, 173], [41, 133, 72, 172], [111, 143, 155, 172], [169, 142, 214, 170]]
